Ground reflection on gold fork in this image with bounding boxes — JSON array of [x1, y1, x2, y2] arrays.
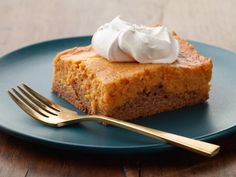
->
[[8, 83, 220, 157]]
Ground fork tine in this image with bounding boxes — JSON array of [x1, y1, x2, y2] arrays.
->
[[22, 83, 60, 111], [12, 88, 50, 117], [17, 86, 59, 115], [8, 90, 49, 122]]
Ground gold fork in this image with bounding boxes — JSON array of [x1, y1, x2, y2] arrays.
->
[[8, 83, 220, 157]]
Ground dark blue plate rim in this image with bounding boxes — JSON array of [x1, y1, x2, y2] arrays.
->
[[1, 36, 236, 153]]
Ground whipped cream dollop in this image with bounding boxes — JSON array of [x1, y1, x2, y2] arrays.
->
[[92, 16, 179, 63]]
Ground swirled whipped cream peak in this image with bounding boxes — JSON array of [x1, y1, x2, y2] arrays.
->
[[92, 16, 179, 63]]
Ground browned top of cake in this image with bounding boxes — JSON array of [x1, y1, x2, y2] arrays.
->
[[56, 32, 211, 84]]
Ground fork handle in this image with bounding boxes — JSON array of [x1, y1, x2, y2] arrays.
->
[[83, 115, 220, 157]]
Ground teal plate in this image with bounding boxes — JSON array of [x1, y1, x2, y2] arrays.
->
[[0, 36, 236, 154]]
